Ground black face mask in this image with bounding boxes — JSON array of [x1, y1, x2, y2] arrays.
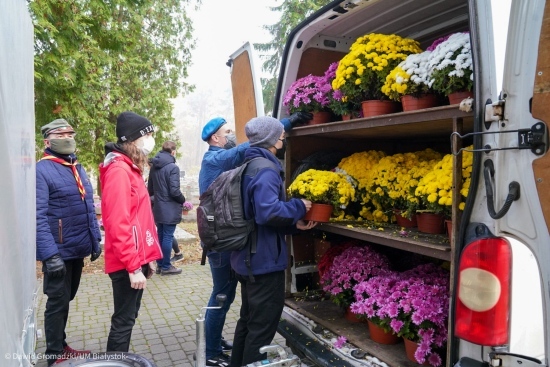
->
[[275, 139, 286, 160]]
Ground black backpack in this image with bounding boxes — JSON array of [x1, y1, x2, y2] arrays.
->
[[197, 157, 278, 277]]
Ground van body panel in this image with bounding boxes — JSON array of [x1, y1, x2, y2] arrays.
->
[[0, 1, 37, 366]]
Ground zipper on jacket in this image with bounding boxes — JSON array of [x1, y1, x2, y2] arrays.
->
[[132, 225, 138, 250], [58, 219, 63, 243]]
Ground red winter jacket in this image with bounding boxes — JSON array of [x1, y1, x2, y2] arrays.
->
[[99, 151, 162, 274]]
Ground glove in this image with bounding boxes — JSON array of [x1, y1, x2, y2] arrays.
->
[[288, 111, 313, 127], [44, 254, 66, 278], [91, 246, 102, 262]]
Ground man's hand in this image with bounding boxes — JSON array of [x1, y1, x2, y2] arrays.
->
[[301, 199, 313, 212], [90, 247, 102, 262], [129, 271, 147, 290], [297, 220, 318, 230], [288, 112, 313, 127], [44, 254, 66, 278]]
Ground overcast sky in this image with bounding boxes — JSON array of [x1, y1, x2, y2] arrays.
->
[[185, 0, 281, 92]]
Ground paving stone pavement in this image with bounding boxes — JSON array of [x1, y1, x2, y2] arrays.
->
[[34, 263, 287, 367]]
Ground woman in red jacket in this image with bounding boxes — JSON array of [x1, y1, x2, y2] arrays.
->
[[99, 111, 162, 352]]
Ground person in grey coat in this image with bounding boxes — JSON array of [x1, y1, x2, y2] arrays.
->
[[147, 141, 185, 275]]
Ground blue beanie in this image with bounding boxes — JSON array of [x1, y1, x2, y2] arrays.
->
[[245, 116, 284, 149], [201, 117, 227, 141]]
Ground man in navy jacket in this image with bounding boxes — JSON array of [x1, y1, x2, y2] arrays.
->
[[147, 140, 185, 275], [36, 119, 102, 366], [198, 112, 311, 367], [229, 116, 316, 367]]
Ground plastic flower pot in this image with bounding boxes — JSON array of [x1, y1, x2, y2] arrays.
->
[[416, 212, 445, 234], [448, 90, 472, 105], [361, 100, 401, 117], [367, 320, 401, 345], [401, 94, 438, 111], [308, 111, 331, 125], [303, 203, 333, 222]]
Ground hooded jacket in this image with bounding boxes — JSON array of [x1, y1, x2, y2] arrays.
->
[[99, 144, 162, 273], [230, 147, 306, 276], [147, 150, 185, 224], [36, 148, 102, 261]]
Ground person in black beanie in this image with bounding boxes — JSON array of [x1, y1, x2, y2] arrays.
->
[[99, 111, 163, 352]]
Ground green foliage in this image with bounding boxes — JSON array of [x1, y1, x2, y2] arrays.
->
[[255, 0, 332, 114], [30, 0, 199, 178]]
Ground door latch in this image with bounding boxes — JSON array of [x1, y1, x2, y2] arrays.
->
[[451, 122, 547, 156]]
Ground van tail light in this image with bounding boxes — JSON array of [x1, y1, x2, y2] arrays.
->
[[455, 237, 511, 345]]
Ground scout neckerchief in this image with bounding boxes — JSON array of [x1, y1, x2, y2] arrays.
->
[[41, 153, 86, 200]]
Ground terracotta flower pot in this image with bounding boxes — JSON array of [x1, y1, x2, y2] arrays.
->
[[401, 94, 439, 112], [448, 90, 472, 105], [308, 111, 331, 125], [341, 113, 352, 121], [303, 203, 333, 222], [367, 320, 400, 344], [344, 307, 363, 323], [182, 210, 189, 216], [416, 213, 445, 234], [393, 209, 417, 228], [445, 219, 453, 243], [361, 100, 401, 117]]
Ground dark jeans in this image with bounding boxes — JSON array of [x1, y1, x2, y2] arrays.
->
[[229, 271, 285, 367], [106, 266, 146, 352], [156, 223, 177, 270], [43, 258, 84, 365], [205, 251, 238, 359]]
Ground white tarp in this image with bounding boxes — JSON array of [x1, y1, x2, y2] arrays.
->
[[0, 1, 37, 366]]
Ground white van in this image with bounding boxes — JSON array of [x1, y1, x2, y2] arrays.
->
[[229, 1, 550, 366]]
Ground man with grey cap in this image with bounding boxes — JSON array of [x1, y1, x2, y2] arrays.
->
[[229, 116, 317, 367], [36, 118, 102, 365], [198, 112, 312, 367]]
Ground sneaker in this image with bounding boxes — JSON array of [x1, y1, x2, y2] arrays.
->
[[155, 267, 161, 275], [161, 265, 182, 276], [206, 352, 230, 367], [51, 345, 91, 364], [170, 253, 184, 263], [221, 337, 233, 351]]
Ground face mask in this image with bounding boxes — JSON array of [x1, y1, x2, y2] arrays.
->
[[137, 135, 155, 155], [223, 133, 237, 149], [275, 139, 286, 160], [49, 138, 76, 155]]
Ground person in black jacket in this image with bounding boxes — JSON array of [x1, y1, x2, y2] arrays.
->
[[147, 141, 185, 275]]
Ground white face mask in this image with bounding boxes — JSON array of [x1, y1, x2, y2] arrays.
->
[[137, 135, 155, 155]]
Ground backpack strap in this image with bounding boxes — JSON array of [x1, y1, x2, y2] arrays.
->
[[242, 157, 279, 282]]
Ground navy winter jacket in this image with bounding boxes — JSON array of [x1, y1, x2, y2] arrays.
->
[[230, 148, 306, 276], [147, 150, 185, 224], [36, 149, 102, 261]]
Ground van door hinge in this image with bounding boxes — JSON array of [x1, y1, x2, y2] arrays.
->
[[451, 122, 547, 156], [485, 98, 505, 128]]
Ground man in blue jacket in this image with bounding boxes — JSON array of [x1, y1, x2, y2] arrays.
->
[[148, 140, 185, 275], [229, 116, 317, 367], [36, 119, 102, 366], [199, 112, 311, 367]]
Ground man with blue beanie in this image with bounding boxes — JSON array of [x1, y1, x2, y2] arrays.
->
[[198, 112, 311, 367]]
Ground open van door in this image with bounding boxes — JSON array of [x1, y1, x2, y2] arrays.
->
[[454, 0, 549, 365], [227, 42, 265, 143]]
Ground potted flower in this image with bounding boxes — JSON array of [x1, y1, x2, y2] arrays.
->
[[332, 33, 422, 117], [382, 51, 440, 111], [320, 244, 391, 321], [352, 263, 450, 366], [182, 201, 193, 215], [323, 62, 361, 120], [427, 32, 473, 104], [413, 147, 472, 234], [283, 74, 333, 124], [287, 168, 356, 222]]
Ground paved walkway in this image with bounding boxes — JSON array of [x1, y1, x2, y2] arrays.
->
[[35, 264, 286, 367]]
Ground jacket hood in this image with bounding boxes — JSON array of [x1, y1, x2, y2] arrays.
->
[[151, 150, 176, 169]]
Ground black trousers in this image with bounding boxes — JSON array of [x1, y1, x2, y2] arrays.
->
[[106, 266, 145, 352], [43, 258, 84, 365], [230, 271, 285, 367]]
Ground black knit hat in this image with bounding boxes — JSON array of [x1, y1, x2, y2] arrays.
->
[[116, 111, 154, 143]]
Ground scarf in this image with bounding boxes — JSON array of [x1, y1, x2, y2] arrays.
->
[[41, 153, 86, 200]]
